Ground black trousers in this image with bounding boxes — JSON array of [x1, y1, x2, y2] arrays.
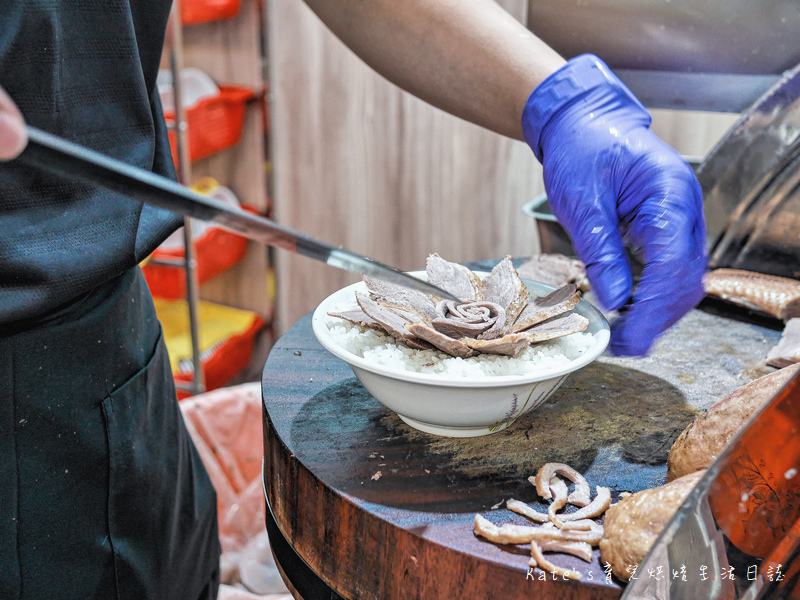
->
[[0, 268, 220, 599]]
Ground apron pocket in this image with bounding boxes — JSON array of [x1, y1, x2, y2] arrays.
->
[[102, 330, 220, 600]]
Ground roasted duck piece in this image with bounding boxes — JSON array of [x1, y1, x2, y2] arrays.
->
[[599, 471, 704, 581], [704, 268, 800, 321], [667, 364, 800, 481]]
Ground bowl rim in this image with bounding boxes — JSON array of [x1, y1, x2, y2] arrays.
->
[[311, 270, 610, 389]]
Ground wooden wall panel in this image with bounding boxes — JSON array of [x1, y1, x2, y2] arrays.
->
[[268, 0, 542, 333], [268, 1, 740, 334]]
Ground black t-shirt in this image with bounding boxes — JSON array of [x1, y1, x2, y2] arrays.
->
[[0, 0, 183, 329]]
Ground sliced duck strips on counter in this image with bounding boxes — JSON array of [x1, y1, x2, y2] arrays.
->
[[480, 256, 530, 334], [473, 515, 603, 546], [537, 540, 593, 563], [426, 253, 484, 301], [599, 471, 704, 581], [517, 254, 590, 292], [475, 463, 611, 580], [767, 318, 800, 368], [530, 541, 581, 580], [532, 462, 592, 507], [509, 284, 581, 334], [704, 268, 800, 321], [667, 363, 800, 481], [361, 274, 438, 320]]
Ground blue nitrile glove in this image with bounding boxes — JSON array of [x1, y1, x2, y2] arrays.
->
[[522, 54, 706, 357]]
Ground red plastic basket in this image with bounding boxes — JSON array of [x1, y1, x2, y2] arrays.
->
[[179, 0, 241, 25], [142, 204, 257, 299], [166, 85, 254, 164]]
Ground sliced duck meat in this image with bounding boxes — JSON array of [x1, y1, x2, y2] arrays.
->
[[432, 299, 506, 340], [523, 313, 588, 343], [405, 322, 475, 359], [767, 318, 800, 368], [509, 284, 581, 334], [426, 254, 483, 302], [517, 254, 590, 292], [362, 275, 438, 320], [327, 307, 383, 331], [480, 256, 530, 333], [355, 294, 427, 346], [704, 268, 800, 322], [462, 332, 532, 356]]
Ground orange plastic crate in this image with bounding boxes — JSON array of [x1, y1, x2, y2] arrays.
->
[[179, 0, 241, 25], [173, 313, 264, 400], [142, 204, 258, 299], [166, 85, 254, 164]]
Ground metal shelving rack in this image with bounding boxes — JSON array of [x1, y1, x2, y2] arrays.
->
[[155, 1, 206, 397]]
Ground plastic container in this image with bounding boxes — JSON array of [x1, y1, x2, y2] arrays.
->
[[179, 384, 290, 595], [165, 85, 255, 164], [157, 68, 220, 115], [520, 194, 576, 256], [142, 179, 255, 299], [179, 0, 242, 25]]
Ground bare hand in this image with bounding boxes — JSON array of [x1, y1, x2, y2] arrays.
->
[[0, 86, 27, 160]]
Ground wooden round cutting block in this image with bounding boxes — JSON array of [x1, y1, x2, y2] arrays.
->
[[261, 262, 783, 600]]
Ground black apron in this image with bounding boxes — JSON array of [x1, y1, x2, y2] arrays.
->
[[0, 267, 220, 599]]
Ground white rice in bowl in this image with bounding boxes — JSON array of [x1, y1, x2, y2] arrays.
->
[[324, 310, 596, 378]]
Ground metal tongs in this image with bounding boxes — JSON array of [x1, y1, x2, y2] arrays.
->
[[14, 126, 459, 302]]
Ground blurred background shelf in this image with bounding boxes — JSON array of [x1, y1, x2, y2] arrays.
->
[[153, 0, 274, 397]]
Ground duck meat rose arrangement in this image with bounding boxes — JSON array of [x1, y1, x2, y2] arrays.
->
[[329, 254, 588, 359]]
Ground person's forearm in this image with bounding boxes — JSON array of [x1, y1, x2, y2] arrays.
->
[[303, 0, 565, 140]]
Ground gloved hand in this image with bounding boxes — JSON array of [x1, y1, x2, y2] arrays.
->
[[522, 54, 706, 356], [0, 85, 27, 160]]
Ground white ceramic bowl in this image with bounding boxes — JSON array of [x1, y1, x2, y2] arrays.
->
[[312, 272, 610, 438]]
